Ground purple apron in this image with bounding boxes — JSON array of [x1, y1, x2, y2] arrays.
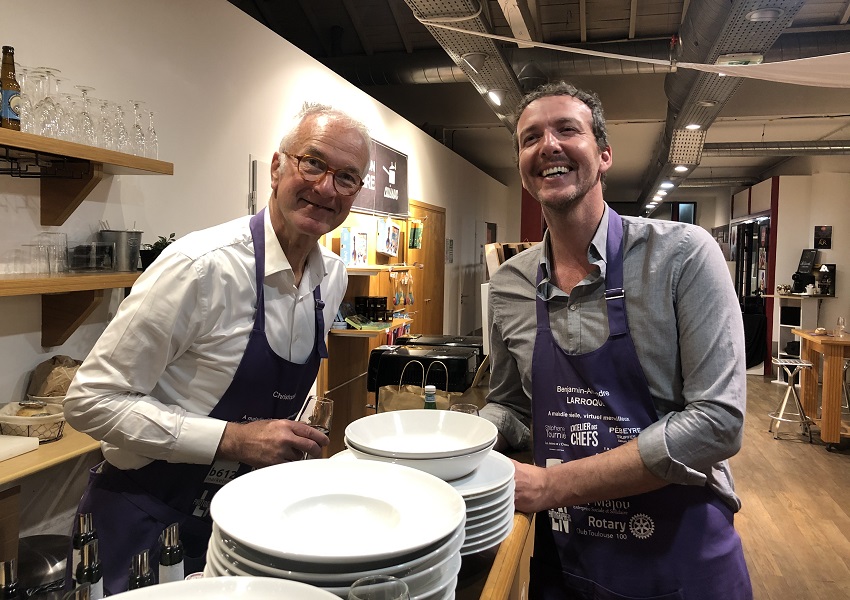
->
[[529, 210, 751, 600], [68, 209, 328, 594]]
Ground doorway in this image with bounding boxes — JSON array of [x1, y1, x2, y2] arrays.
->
[[406, 200, 445, 335]]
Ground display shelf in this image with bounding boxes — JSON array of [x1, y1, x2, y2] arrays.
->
[[328, 317, 412, 337], [0, 425, 100, 487], [0, 128, 173, 226], [347, 264, 412, 276], [767, 294, 820, 382]]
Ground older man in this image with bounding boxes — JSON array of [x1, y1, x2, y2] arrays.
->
[[481, 83, 752, 599], [65, 103, 371, 594]]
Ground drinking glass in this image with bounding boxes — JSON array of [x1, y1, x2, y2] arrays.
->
[[114, 103, 131, 153], [15, 64, 35, 133], [348, 575, 410, 600], [75, 86, 97, 146], [449, 403, 480, 415], [300, 395, 333, 459], [836, 317, 846, 338], [146, 111, 159, 159], [96, 99, 115, 150], [33, 67, 61, 138], [130, 100, 146, 156]]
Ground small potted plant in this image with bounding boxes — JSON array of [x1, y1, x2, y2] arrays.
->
[[139, 233, 175, 270]]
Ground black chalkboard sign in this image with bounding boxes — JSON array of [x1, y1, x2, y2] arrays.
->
[[796, 249, 817, 273]]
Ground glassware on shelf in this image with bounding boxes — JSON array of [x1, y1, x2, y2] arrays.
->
[[114, 102, 130, 154], [15, 63, 35, 134], [33, 67, 61, 138], [146, 111, 158, 159], [130, 100, 146, 157], [57, 93, 79, 142], [96, 99, 115, 151], [75, 85, 97, 146]]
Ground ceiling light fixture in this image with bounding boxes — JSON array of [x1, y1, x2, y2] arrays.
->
[[685, 124, 701, 130], [487, 89, 507, 106], [746, 8, 784, 22], [674, 165, 689, 173], [461, 52, 488, 74], [696, 100, 718, 108], [660, 182, 675, 189], [657, 190, 668, 196], [653, 195, 663, 201]]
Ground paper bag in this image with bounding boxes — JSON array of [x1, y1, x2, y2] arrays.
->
[[447, 355, 490, 409], [26, 355, 83, 401], [377, 360, 452, 412]]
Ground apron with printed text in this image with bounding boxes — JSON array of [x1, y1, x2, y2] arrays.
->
[[529, 210, 751, 600], [68, 209, 328, 594]]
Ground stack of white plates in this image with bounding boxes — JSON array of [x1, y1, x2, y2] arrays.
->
[[333, 449, 515, 556], [111, 576, 340, 599], [205, 460, 465, 599]]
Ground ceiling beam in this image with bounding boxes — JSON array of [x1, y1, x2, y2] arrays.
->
[[580, 0, 587, 42], [495, 0, 539, 46], [341, 0, 374, 56], [629, 0, 637, 39], [387, 0, 414, 53], [296, 0, 330, 56]]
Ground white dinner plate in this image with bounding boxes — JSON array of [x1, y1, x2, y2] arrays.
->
[[460, 518, 514, 556], [211, 460, 465, 564], [448, 450, 515, 498], [464, 482, 514, 515], [464, 507, 515, 543], [210, 520, 465, 585], [109, 576, 340, 599]]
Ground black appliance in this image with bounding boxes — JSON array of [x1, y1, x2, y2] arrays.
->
[[395, 335, 485, 368], [791, 248, 817, 293], [367, 346, 478, 394]]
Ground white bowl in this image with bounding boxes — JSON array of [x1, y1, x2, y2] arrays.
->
[[343, 442, 495, 481], [344, 410, 498, 459]]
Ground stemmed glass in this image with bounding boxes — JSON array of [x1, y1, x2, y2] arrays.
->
[[32, 67, 62, 138], [96, 99, 115, 150], [348, 575, 410, 600], [299, 395, 333, 459], [836, 317, 846, 338], [15, 64, 35, 133], [75, 86, 97, 146], [114, 103, 130, 153], [146, 111, 159, 159], [130, 100, 146, 156]]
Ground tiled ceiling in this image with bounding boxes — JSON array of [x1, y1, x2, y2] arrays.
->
[[229, 0, 850, 215]]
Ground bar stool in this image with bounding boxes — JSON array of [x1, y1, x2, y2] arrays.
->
[[842, 358, 850, 414], [769, 357, 814, 442]]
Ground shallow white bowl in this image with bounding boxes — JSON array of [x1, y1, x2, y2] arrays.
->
[[344, 410, 497, 459], [343, 441, 495, 481], [109, 576, 339, 599]]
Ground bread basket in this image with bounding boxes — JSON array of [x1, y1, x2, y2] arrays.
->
[[0, 402, 66, 443]]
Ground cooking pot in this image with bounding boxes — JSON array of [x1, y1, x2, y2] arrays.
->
[[17, 534, 69, 599]]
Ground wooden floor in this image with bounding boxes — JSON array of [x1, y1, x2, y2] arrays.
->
[[732, 373, 850, 599]]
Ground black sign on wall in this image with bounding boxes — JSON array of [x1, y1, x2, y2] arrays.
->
[[353, 140, 408, 218]]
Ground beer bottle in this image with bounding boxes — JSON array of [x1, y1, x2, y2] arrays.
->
[[1, 46, 21, 130]]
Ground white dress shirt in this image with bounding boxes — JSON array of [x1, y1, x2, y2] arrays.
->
[[64, 210, 347, 470]]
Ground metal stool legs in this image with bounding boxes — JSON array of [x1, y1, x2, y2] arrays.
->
[[769, 360, 814, 443], [842, 359, 849, 413]]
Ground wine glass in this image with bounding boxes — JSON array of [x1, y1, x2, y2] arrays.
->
[[114, 102, 131, 153], [75, 86, 97, 146], [130, 100, 146, 156], [96, 99, 115, 150], [146, 111, 159, 159], [836, 317, 846, 338], [348, 575, 410, 600], [300, 395, 333, 459], [449, 403, 480, 416]]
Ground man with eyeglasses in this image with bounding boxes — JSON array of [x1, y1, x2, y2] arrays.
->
[[64, 103, 371, 594]]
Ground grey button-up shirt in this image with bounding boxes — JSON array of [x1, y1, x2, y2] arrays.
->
[[481, 205, 747, 511]]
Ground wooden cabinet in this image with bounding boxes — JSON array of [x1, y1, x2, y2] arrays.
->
[[0, 129, 173, 345]]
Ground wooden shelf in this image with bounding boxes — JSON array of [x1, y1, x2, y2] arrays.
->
[[329, 317, 412, 337], [347, 265, 412, 276], [0, 128, 173, 226], [0, 272, 140, 297], [0, 425, 100, 487]]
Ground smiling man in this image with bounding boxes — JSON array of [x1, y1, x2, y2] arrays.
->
[[479, 83, 753, 599], [64, 103, 371, 594]]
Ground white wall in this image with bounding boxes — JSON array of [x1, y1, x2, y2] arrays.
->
[[2, 0, 513, 534]]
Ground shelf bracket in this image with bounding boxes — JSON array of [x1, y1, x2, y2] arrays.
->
[[41, 289, 105, 347], [40, 161, 104, 226]]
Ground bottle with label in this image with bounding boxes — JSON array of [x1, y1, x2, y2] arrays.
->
[[72, 513, 97, 587], [423, 384, 437, 409], [76, 540, 104, 600], [0, 558, 20, 600], [1, 47, 21, 130], [128, 549, 155, 590], [158, 522, 184, 584]]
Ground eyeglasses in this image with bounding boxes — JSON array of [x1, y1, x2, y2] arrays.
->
[[283, 152, 364, 196]]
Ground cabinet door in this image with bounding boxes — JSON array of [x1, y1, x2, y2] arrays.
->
[[407, 200, 445, 335]]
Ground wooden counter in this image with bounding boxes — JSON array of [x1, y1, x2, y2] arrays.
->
[[0, 426, 101, 561], [791, 329, 850, 446]]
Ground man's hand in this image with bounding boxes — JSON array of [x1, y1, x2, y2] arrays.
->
[[215, 419, 329, 466], [512, 459, 554, 514]]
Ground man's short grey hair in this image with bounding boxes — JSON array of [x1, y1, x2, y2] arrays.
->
[[279, 102, 373, 176], [510, 82, 610, 157]]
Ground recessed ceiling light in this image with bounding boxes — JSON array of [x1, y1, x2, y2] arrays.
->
[[685, 124, 701, 130], [657, 190, 668, 196], [746, 8, 784, 22], [674, 165, 689, 172], [487, 89, 506, 106], [653, 195, 663, 201], [660, 182, 675, 189]]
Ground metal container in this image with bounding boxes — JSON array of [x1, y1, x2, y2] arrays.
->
[[97, 229, 143, 272]]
